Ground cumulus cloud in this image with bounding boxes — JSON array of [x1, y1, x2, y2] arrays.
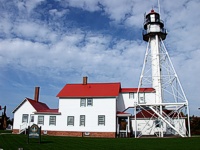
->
[[0, 0, 200, 116]]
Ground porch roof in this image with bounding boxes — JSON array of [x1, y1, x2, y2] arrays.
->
[[117, 111, 132, 117]]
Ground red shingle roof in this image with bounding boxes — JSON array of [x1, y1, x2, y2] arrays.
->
[[121, 88, 155, 93], [57, 83, 121, 98]]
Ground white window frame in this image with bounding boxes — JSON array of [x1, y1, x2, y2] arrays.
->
[[38, 116, 44, 125], [30, 115, 34, 122], [49, 116, 56, 125], [67, 116, 74, 126], [22, 114, 28, 123], [80, 98, 86, 107], [139, 93, 145, 103], [129, 92, 134, 99], [98, 115, 105, 126], [80, 115, 85, 126], [87, 98, 93, 106]]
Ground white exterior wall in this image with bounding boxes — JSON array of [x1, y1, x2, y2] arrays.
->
[[117, 92, 156, 112], [13, 100, 36, 130], [117, 93, 134, 112], [131, 119, 186, 136], [131, 119, 167, 135], [144, 93, 156, 104], [53, 97, 117, 132], [29, 114, 61, 132], [173, 119, 186, 135]]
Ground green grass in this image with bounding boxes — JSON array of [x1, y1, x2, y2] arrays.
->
[[0, 130, 12, 134], [0, 134, 200, 150]]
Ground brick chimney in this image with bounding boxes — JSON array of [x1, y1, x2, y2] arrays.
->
[[83, 76, 88, 85], [34, 87, 40, 103]]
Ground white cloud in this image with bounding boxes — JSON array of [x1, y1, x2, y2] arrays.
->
[[1, 0, 200, 116], [23, 0, 45, 14], [49, 9, 69, 17], [66, 0, 100, 12]]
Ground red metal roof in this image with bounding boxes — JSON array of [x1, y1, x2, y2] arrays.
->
[[57, 83, 121, 98], [27, 98, 49, 111], [132, 109, 184, 119], [12, 98, 60, 114], [27, 98, 60, 114], [121, 88, 155, 93], [117, 111, 130, 115], [117, 111, 132, 117]]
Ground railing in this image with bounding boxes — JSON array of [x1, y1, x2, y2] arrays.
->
[[143, 28, 167, 35], [118, 124, 128, 138], [144, 19, 164, 26], [19, 122, 27, 134]]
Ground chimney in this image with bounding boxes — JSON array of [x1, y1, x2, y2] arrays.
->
[[34, 87, 40, 103], [83, 76, 88, 85]]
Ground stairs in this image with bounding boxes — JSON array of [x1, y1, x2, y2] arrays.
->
[[19, 122, 27, 134]]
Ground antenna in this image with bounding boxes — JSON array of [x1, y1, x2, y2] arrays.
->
[[158, 0, 161, 15]]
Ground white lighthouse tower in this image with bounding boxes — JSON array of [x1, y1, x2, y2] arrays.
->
[[134, 9, 191, 138]]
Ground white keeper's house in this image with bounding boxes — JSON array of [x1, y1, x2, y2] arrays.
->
[[12, 77, 186, 138]]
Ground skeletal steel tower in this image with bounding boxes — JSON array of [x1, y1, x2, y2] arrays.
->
[[134, 9, 191, 137]]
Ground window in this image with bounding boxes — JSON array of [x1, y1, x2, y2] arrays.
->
[[30, 115, 34, 122], [98, 115, 105, 126], [38, 116, 44, 125], [139, 93, 145, 103], [87, 98, 93, 106], [155, 119, 162, 128], [49, 116, 56, 125], [129, 93, 134, 99], [81, 98, 93, 107], [80, 115, 85, 126], [67, 116, 74, 126], [80, 98, 86, 107], [22, 114, 28, 123]]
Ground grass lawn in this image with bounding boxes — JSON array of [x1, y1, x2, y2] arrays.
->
[[0, 130, 12, 134], [0, 134, 200, 150]]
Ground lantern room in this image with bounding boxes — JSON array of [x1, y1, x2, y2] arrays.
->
[[143, 9, 167, 42]]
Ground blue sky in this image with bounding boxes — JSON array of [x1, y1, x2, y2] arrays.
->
[[0, 0, 200, 117]]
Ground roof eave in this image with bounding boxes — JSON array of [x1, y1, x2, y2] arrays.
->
[[33, 112, 61, 115], [58, 96, 119, 98], [12, 98, 36, 113]]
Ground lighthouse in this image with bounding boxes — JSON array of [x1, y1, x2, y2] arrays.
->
[[143, 9, 167, 104], [134, 9, 190, 138]]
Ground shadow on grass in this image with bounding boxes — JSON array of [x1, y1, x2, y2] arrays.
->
[[27, 140, 54, 144], [41, 140, 54, 144], [27, 138, 54, 144]]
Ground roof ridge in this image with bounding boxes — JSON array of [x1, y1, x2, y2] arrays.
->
[[66, 82, 121, 85]]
